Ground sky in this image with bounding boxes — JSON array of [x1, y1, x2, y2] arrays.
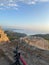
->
[[0, 0, 49, 34]]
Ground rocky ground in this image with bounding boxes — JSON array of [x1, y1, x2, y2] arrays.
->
[[0, 49, 10, 65], [0, 39, 49, 65]]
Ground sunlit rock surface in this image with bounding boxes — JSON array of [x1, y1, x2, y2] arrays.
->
[[20, 36, 49, 50], [0, 27, 9, 42]]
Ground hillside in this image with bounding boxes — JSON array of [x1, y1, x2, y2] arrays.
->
[[0, 40, 49, 65], [30, 34, 49, 40], [5, 30, 27, 40], [0, 30, 49, 65], [20, 36, 49, 50], [4, 30, 49, 50]]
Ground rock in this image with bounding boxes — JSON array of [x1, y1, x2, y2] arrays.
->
[[0, 27, 9, 42]]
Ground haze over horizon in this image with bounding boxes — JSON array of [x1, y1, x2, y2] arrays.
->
[[0, 0, 49, 34]]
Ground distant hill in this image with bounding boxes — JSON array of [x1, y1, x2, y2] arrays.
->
[[5, 30, 27, 40], [30, 34, 49, 40]]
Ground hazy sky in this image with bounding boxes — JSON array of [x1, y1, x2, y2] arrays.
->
[[0, 0, 49, 33]]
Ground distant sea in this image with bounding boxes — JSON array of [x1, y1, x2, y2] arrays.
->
[[3, 27, 47, 35], [3, 28, 34, 35], [13, 29, 33, 35], [13, 29, 42, 35]]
